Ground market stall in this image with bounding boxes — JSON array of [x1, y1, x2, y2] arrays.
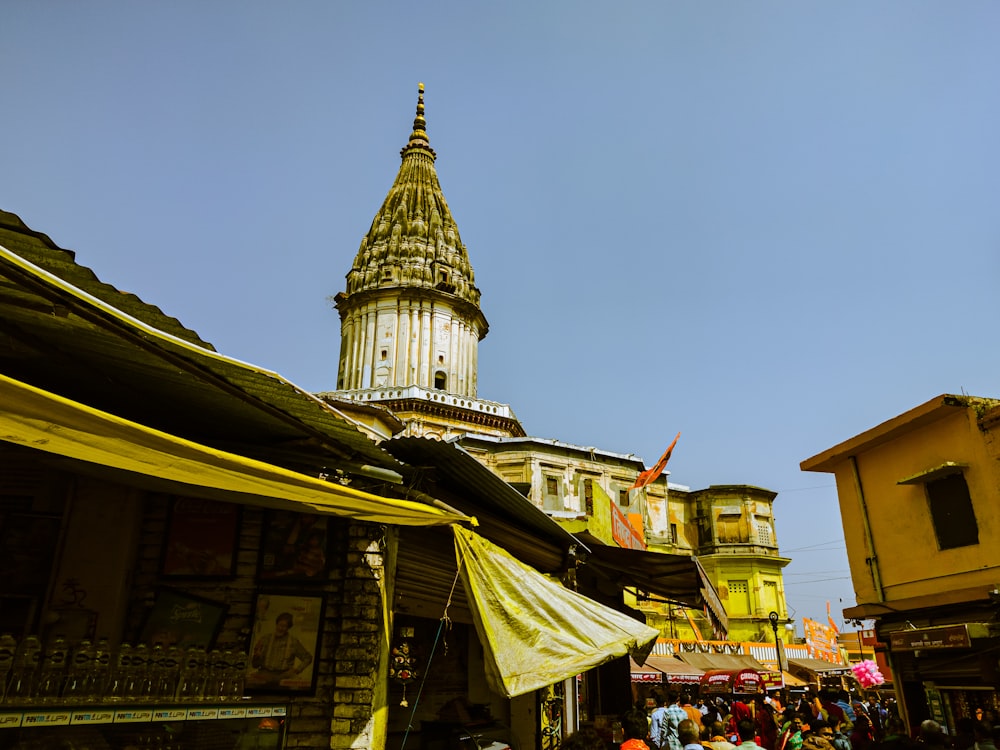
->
[[700, 668, 765, 697]]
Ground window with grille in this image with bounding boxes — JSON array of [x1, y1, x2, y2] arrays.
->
[[755, 520, 773, 546], [545, 477, 559, 496]]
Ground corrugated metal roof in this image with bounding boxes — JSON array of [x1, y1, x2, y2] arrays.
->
[[0, 210, 394, 473], [582, 544, 729, 635], [384, 435, 584, 573]]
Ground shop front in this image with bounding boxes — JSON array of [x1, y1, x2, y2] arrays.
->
[[699, 668, 765, 698], [882, 622, 1000, 734], [629, 657, 704, 708], [2, 220, 652, 750], [786, 658, 853, 693]]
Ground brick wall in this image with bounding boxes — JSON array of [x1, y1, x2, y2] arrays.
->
[[127, 495, 387, 750]]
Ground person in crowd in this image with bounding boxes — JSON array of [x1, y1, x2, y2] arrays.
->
[[651, 693, 671, 750], [737, 719, 768, 750], [622, 708, 654, 750], [704, 720, 738, 750], [754, 695, 779, 750], [827, 715, 852, 750], [679, 719, 703, 750], [664, 691, 691, 750], [818, 691, 849, 733], [864, 697, 884, 742], [874, 717, 913, 750], [850, 714, 875, 750], [562, 728, 608, 750], [918, 720, 950, 750], [778, 714, 806, 750], [636, 700, 653, 735], [973, 721, 997, 750], [836, 692, 858, 725], [728, 703, 756, 745], [683, 694, 705, 727], [703, 701, 723, 728], [697, 698, 711, 718], [953, 718, 978, 750], [802, 735, 836, 750]]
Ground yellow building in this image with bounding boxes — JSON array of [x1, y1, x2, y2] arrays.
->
[[462, 434, 792, 645], [802, 394, 1000, 732]]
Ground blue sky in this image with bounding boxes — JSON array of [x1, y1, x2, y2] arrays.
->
[[4, 2, 998, 631]]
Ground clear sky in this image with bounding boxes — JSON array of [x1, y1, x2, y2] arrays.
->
[[4, 2, 998, 634]]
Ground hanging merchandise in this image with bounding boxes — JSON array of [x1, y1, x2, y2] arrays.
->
[[851, 659, 885, 688], [389, 627, 419, 707]]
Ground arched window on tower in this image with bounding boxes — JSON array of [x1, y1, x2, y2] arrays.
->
[[434, 371, 447, 390]]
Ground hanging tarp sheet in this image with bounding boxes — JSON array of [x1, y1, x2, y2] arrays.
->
[[0, 373, 470, 527], [453, 525, 659, 698]]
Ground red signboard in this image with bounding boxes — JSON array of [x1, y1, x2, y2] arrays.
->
[[700, 669, 763, 695]]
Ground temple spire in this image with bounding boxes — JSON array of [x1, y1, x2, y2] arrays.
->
[[401, 82, 435, 158]]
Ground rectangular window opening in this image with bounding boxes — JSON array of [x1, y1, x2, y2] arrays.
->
[[926, 472, 979, 550]]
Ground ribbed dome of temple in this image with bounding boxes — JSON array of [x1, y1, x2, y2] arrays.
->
[[345, 84, 481, 308]]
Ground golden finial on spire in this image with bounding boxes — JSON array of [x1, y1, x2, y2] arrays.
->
[[411, 82, 427, 139], [402, 82, 434, 158]]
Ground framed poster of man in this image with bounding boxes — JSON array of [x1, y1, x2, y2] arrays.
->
[[246, 591, 324, 695]]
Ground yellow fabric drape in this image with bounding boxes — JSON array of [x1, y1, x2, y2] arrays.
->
[[453, 525, 658, 698], [0, 373, 470, 527]]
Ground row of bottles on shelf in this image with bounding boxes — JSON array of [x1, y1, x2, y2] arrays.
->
[[0, 633, 248, 705]]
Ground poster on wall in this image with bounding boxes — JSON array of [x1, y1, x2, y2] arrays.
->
[[139, 588, 228, 648], [246, 591, 325, 695], [161, 498, 241, 578], [256, 511, 330, 583]]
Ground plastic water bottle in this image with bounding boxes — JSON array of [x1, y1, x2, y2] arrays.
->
[[6, 635, 41, 704], [34, 635, 69, 703], [227, 649, 248, 701], [90, 636, 112, 701], [61, 639, 95, 702], [157, 645, 181, 700], [0, 633, 18, 703], [128, 643, 152, 701], [176, 646, 204, 702], [105, 642, 132, 702]]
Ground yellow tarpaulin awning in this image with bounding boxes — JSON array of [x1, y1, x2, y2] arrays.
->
[[453, 525, 658, 698], [0, 372, 471, 527]]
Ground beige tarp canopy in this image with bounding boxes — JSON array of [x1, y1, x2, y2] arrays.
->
[[0, 372, 470, 527], [453, 525, 658, 698]]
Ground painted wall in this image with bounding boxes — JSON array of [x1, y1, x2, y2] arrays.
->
[[817, 399, 1000, 606]]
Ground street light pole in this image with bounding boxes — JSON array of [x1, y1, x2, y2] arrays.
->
[[769, 611, 788, 690]]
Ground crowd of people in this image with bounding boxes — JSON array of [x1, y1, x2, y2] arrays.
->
[[562, 688, 999, 750]]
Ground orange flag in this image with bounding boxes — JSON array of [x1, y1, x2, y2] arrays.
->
[[827, 601, 840, 634], [628, 432, 681, 491]]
